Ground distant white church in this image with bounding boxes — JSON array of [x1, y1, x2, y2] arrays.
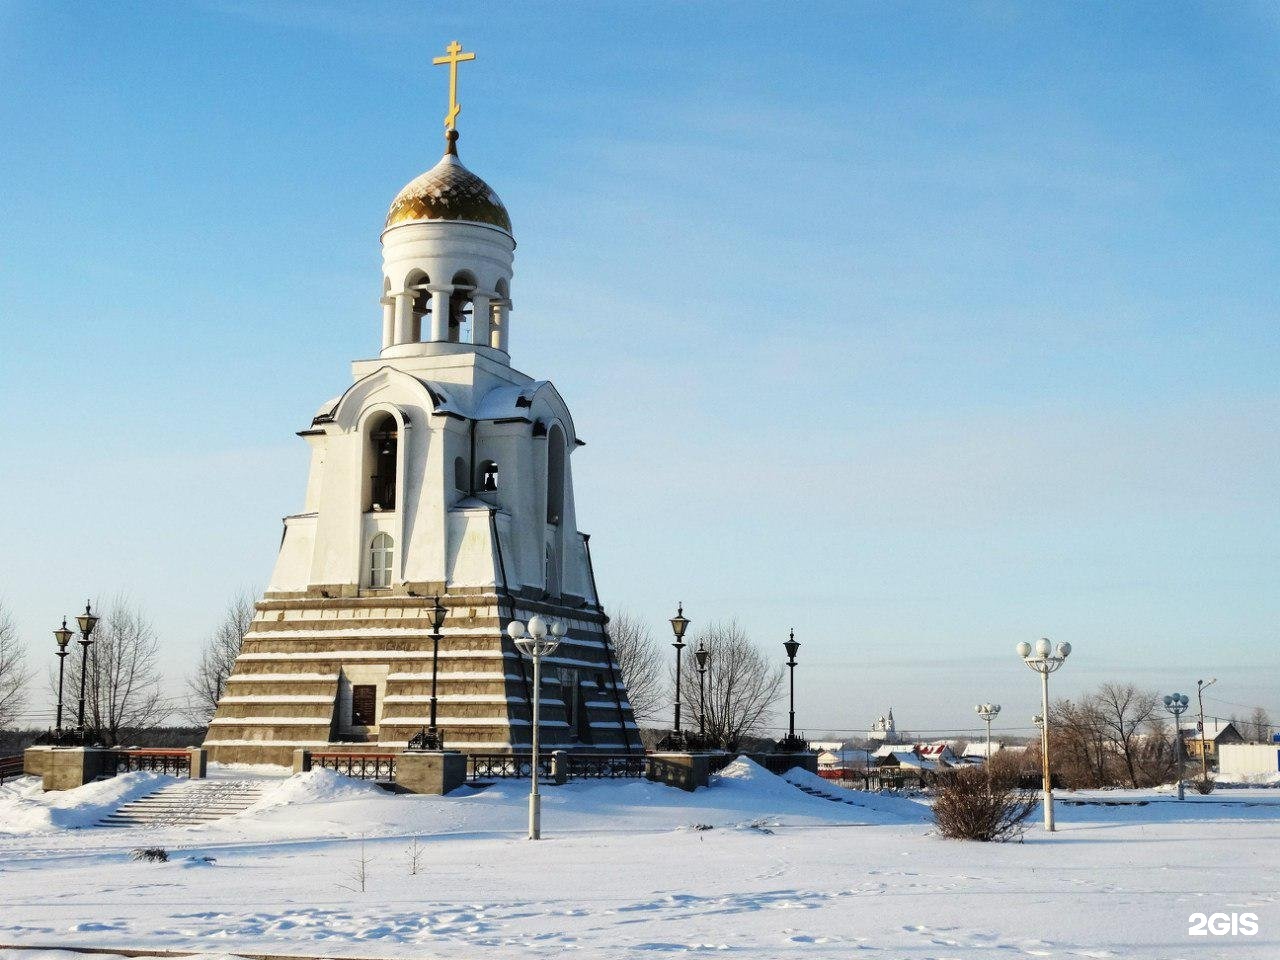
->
[[204, 51, 637, 764]]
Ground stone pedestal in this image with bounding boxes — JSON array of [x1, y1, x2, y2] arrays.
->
[[550, 750, 569, 785], [395, 750, 467, 795], [32, 747, 111, 792], [23, 745, 54, 780], [188, 748, 208, 779], [646, 752, 712, 792], [292, 748, 312, 774]]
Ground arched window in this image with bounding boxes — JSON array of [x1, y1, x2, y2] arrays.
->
[[546, 424, 566, 525], [405, 270, 430, 343], [369, 533, 393, 588], [367, 414, 398, 511], [449, 271, 477, 343], [478, 459, 499, 492]]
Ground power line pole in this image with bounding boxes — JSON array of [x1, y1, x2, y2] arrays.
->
[[1196, 678, 1217, 785]]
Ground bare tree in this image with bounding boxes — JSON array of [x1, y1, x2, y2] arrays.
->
[[1248, 706, 1272, 743], [1092, 683, 1161, 789], [0, 602, 30, 729], [677, 620, 783, 751], [186, 590, 255, 725], [607, 609, 665, 723], [61, 595, 165, 745]]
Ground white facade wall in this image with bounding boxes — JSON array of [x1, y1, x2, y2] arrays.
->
[[1217, 743, 1280, 779]]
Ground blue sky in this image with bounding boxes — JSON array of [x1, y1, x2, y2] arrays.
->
[[1, 2, 1276, 738]]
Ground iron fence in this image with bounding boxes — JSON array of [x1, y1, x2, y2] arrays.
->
[[466, 753, 550, 782], [108, 749, 192, 777], [311, 751, 398, 782], [566, 754, 646, 779], [0, 755, 24, 783]]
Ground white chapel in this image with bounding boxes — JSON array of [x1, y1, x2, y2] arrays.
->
[[204, 44, 638, 766]]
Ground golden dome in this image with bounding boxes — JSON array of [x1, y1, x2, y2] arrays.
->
[[385, 136, 511, 234]]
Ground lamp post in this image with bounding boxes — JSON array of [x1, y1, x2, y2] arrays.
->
[[426, 594, 447, 749], [75, 601, 98, 736], [780, 629, 802, 750], [694, 640, 709, 745], [668, 603, 690, 746], [1163, 692, 1190, 801], [507, 614, 565, 840], [53, 618, 73, 739], [974, 702, 1001, 764], [1016, 637, 1072, 831]]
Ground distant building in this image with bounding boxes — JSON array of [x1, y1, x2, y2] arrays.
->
[[1181, 720, 1243, 768], [816, 747, 872, 780], [962, 741, 1003, 760], [869, 708, 899, 743]]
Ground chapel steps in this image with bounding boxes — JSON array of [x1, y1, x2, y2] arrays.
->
[[97, 780, 266, 828]]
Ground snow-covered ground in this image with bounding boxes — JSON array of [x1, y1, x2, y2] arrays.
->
[[1, 759, 1278, 959]]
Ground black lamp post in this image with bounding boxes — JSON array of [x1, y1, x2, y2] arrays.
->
[[74, 600, 98, 735], [669, 603, 690, 744], [694, 640, 709, 744], [53, 618, 73, 738], [780, 628, 803, 750], [427, 594, 447, 749]]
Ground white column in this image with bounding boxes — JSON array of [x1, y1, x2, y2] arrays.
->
[[498, 300, 511, 353], [429, 287, 451, 342], [393, 292, 414, 345], [380, 297, 395, 349], [471, 293, 491, 346]]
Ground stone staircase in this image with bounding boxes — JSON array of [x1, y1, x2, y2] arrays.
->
[[99, 779, 266, 827]]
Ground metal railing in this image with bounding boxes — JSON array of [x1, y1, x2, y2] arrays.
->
[[565, 753, 647, 779], [467, 753, 550, 781], [108, 749, 192, 777], [311, 750, 398, 782]]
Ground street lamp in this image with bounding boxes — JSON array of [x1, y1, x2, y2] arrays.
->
[[507, 614, 566, 840], [53, 618, 73, 739], [75, 601, 98, 736], [694, 640, 709, 745], [1163, 692, 1190, 801], [1196, 678, 1217, 787], [1016, 637, 1072, 831], [779, 629, 805, 750], [668, 603, 690, 747], [974, 702, 1001, 764], [425, 594, 447, 749]]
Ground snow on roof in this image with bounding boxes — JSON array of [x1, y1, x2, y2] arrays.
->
[[963, 741, 1004, 758], [1182, 720, 1237, 741]]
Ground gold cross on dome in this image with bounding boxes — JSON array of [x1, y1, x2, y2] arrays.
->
[[433, 40, 476, 132]]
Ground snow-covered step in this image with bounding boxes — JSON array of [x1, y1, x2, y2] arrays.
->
[[98, 779, 265, 827]]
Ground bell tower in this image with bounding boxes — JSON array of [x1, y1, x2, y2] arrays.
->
[[203, 43, 638, 766]]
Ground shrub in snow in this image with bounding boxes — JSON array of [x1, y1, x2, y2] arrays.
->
[[1194, 778, 1215, 795], [932, 766, 1037, 842], [131, 847, 168, 862]]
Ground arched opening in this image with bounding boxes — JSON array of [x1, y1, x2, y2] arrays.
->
[[366, 414, 398, 511], [477, 459, 499, 492], [449, 271, 477, 344], [546, 424, 566, 525], [405, 270, 431, 343], [369, 532, 394, 588]]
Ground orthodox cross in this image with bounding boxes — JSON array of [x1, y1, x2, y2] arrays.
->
[[433, 40, 476, 132]]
